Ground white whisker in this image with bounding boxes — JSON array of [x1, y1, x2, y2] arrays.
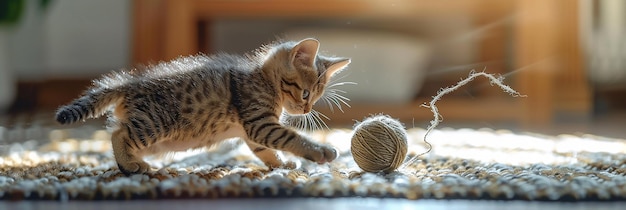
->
[[322, 96, 335, 112], [321, 70, 355, 114], [315, 110, 330, 120], [324, 94, 346, 113], [310, 110, 330, 131], [328, 81, 357, 88], [325, 91, 352, 110], [327, 72, 352, 85], [329, 89, 348, 94], [330, 91, 351, 103], [304, 113, 312, 131], [280, 109, 330, 132]]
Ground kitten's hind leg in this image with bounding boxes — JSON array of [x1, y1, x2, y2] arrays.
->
[[111, 128, 151, 175], [244, 140, 297, 169]]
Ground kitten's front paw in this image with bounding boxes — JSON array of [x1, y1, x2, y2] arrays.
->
[[117, 161, 151, 176], [303, 145, 338, 164]]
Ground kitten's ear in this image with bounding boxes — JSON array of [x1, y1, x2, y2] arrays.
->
[[290, 38, 320, 68], [324, 58, 351, 80]]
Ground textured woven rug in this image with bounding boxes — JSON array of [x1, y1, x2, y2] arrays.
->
[[1, 117, 626, 201]]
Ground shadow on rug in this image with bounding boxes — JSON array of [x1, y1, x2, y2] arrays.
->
[[1, 125, 626, 201]]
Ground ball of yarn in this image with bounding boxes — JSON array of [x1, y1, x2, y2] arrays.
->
[[351, 115, 408, 173]]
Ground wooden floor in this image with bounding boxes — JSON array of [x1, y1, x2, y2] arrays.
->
[[3, 198, 626, 210]]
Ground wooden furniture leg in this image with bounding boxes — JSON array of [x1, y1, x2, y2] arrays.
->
[[514, 0, 557, 128]]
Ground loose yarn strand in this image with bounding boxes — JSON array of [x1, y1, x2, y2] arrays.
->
[[400, 70, 526, 169]]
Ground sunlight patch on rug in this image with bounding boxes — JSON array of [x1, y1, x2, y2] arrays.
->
[[1, 126, 626, 201]]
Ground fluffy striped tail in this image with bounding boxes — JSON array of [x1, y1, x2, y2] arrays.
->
[[55, 89, 124, 124]]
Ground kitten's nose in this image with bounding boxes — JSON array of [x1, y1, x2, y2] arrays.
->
[[304, 106, 311, 113]]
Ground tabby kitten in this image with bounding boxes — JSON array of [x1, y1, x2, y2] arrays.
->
[[56, 38, 351, 175]]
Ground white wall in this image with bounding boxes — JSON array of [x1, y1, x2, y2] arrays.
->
[[211, 18, 477, 71], [8, 0, 130, 80], [7, 0, 45, 80]]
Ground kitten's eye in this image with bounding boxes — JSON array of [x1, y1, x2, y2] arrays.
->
[[302, 89, 310, 99]]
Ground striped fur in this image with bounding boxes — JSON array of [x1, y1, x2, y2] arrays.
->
[[55, 38, 351, 175]]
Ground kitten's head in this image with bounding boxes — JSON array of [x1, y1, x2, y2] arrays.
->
[[266, 38, 350, 115]]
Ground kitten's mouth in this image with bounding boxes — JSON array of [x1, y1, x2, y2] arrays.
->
[[283, 105, 310, 116]]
